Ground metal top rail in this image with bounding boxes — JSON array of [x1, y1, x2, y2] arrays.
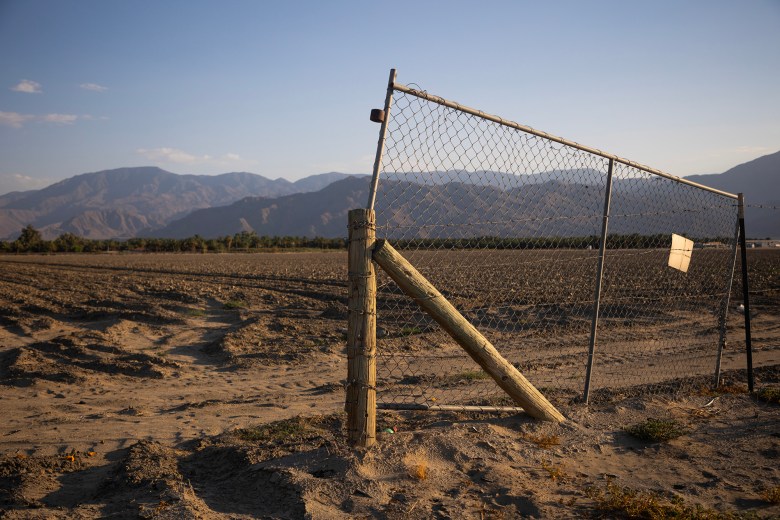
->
[[391, 82, 739, 201]]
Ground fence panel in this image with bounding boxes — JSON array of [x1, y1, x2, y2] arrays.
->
[[586, 163, 740, 398], [729, 237, 780, 390], [370, 77, 741, 410]]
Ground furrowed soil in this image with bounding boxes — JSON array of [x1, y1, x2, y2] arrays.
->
[[1, 250, 778, 519]]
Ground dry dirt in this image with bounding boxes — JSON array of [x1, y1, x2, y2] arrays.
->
[[1, 251, 778, 519]]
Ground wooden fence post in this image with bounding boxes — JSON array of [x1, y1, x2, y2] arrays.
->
[[372, 239, 565, 423], [346, 209, 377, 447]]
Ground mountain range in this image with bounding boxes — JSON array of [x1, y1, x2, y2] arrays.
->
[[685, 151, 780, 239], [1, 150, 777, 241], [0, 167, 356, 240]]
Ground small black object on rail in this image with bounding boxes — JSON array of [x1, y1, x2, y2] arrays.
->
[[370, 109, 385, 123]]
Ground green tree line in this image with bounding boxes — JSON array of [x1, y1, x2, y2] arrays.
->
[[1, 226, 730, 254], [1, 226, 347, 254], [393, 233, 730, 250]]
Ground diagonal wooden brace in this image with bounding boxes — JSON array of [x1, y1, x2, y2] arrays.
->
[[372, 239, 565, 423]]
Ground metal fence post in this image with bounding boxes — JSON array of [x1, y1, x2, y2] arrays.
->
[[583, 158, 614, 403], [737, 194, 755, 391], [367, 68, 397, 211], [713, 217, 740, 387]]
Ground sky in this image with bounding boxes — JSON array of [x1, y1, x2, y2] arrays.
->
[[1, 0, 779, 194]]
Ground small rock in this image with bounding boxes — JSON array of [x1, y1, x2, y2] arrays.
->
[[392, 493, 408, 504]]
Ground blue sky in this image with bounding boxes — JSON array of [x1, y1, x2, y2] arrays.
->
[[1, 0, 778, 194]]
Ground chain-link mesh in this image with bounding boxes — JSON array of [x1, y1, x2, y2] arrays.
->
[[587, 164, 739, 397], [729, 235, 780, 390], [371, 82, 740, 409]]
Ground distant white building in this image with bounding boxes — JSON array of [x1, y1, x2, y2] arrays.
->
[[746, 240, 780, 248]]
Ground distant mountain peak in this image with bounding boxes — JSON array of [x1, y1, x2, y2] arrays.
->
[[2, 151, 777, 241], [0, 168, 362, 240]]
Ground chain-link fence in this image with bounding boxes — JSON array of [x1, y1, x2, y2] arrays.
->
[[368, 74, 744, 410], [727, 206, 780, 396]]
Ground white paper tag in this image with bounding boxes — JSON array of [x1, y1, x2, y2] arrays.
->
[[668, 234, 694, 273]]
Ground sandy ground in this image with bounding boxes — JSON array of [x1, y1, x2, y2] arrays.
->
[[1, 252, 778, 519]]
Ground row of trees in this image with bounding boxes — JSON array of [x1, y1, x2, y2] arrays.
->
[[393, 233, 730, 250], [2, 225, 732, 254], [1, 226, 347, 254]]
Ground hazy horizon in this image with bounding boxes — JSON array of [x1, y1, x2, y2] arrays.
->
[[1, 146, 777, 198]]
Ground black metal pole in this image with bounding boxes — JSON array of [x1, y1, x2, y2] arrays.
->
[[737, 194, 754, 391], [583, 158, 614, 403]]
